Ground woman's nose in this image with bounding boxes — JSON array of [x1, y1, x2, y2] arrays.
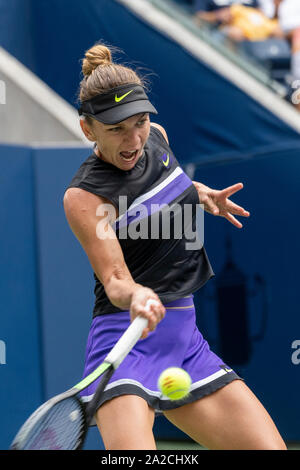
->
[[124, 129, 141, 147]]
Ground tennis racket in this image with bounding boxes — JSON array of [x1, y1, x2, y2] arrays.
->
[[10, 299, 159, 450]]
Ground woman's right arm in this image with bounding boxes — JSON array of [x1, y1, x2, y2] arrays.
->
[[63, 187, 165, 338]]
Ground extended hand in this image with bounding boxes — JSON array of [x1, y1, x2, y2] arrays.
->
[[193, 181, 250, 228]]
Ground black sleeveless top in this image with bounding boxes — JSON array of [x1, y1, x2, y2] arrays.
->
[[67, 126, 214, 316]]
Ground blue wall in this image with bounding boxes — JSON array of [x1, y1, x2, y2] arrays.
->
[[192, 148, 300, 441], [0, 146, 42, 449], [0, 0, 36, 71], [0, 144, 105, 449], [33, 146, 104, 450], [1, 0, 300, 449], [1, 0, 300, 164], [1, 143, 300, 448]]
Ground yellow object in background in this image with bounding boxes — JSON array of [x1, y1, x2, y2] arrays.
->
[[229, 5, 279, 41]]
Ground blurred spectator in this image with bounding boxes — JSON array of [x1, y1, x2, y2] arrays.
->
[[193, 0, 300, 109], [259, 0, 300, 107], [194, 0, 283, 42], [259, 1, 300, 79]]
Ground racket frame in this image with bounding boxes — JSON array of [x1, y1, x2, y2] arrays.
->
[[10, 301, 158, 450]]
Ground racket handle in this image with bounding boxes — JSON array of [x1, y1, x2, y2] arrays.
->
[[104, 299, 160, 369]]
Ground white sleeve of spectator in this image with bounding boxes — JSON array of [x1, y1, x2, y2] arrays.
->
[[279, 0, 300, 33], [257, 0, 275, 19]]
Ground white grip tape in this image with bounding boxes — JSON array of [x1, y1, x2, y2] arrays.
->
[[104, 299, 160, 369]]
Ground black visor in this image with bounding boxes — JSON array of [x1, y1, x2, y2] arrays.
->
[[78, 84, 158, 124]]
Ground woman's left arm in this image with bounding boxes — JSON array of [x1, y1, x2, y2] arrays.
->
[[193, 181, 250, 229], [150, 122, 250, 228]]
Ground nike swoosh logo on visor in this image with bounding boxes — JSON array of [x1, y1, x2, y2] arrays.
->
[[115, 90, 134, 102]]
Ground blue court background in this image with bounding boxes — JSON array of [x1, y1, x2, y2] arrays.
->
[[1, 0, 300, 163], [0, 143, 299, 449]]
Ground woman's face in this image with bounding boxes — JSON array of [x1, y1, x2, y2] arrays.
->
[[81, 113, 151, 171]]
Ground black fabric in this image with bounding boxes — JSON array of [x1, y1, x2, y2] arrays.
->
[[85, 372, 242, 421], [67, 126, 214, 316]]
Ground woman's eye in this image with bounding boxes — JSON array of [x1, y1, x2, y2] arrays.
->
[[109, 127, 121, 132], [137, 120, 147, 126]]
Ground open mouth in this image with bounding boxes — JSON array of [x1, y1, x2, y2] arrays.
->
[[120, 150, 139, 163]]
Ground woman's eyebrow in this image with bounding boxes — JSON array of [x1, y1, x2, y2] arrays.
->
[[135, 113, 148, 122], [105, 113, 148, 130], [105, 123, 123, 129]]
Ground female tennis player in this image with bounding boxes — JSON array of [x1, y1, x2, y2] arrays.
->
[[63, 43, 286, 450]]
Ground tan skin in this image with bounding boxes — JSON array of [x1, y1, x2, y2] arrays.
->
[[64, 113, 286, 450]]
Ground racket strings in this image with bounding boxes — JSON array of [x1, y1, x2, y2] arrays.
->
[[17, 397, 86, 450]]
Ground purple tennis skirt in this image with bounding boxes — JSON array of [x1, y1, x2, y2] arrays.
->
[[80, 295, 241, 419]]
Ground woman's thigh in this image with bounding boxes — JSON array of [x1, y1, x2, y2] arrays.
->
[[163, 380, 287, 450], [95, 394, 156, 450]]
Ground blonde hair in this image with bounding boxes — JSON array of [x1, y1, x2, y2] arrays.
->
[[79, 43, 146, 104]]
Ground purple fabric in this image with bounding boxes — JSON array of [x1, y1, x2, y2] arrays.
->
[[80, 296, 240, 413], [115, 171, 193, 231]]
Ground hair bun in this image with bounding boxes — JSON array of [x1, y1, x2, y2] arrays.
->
[[82, 44, 112, 77]]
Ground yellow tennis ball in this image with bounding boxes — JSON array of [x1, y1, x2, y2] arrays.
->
[[158, 367, 191, 401]]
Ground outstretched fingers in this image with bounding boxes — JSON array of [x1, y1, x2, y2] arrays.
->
[[221, 182, 244, 199], [224, 212, 243, 228], [225, 199, 250, 217]]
